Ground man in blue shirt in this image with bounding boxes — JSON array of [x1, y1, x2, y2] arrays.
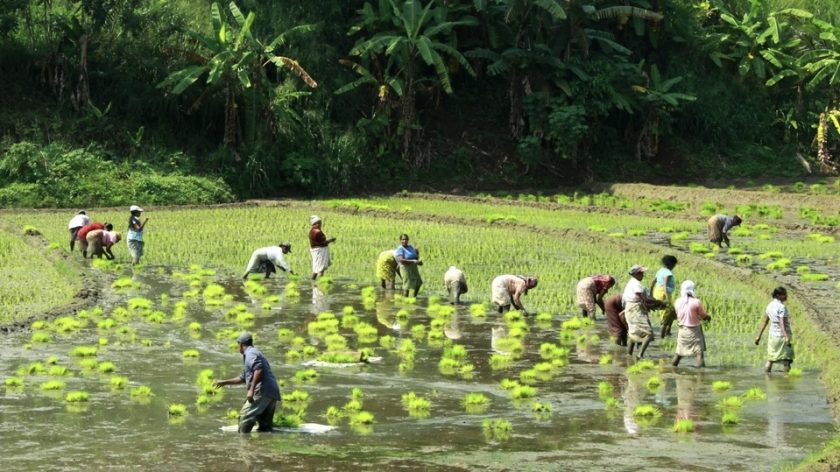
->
[[214, 332, 282, 432]]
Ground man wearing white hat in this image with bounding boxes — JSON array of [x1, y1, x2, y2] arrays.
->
[[243, 243, 294, 280], [127, 205, 148, 265], [308, 215, 336, 280], [622, 264, 663, 359], [67, 210, 90, 252]]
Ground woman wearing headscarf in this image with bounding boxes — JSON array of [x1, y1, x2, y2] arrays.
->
[[575, 274, 615, 319], [672, 280, 711, 367], [491, 275, 538, 316], [708, 214, 742, 248]]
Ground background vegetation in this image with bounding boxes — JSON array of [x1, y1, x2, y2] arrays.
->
[[1, 0, 839, 205]]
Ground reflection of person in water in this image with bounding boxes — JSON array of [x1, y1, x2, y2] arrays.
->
[[311, 286, 329, 315], [375, 297, 400, 331], [675, 375, 699, 421], [444, 311, 462, 340], [622, 376, 644, 435]]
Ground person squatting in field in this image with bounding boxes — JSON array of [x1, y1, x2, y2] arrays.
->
[[86, 227, 122, 259], [491, 275, 538, 316], [575, 274, 616, 319], [708, 214, 742, 248], [444, 266, 468, 304], [376, 249, 400, 289], [243, 243, 294, 280]]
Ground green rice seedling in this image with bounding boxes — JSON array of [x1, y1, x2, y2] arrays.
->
[[598, 381, 614, 399], [531, 401, 551, 414], [482, 419, 512, 441], [500, 378, 520, 391], [182, 349, 200, 359], [324, 406, 343, 423], [378, 335, 396, 350], [354, 322, 379, 344], [130, 385, 153, 398], [539, 343, 568, 360], [410, 324, 426, 340], [277, 328, 294, 342], [317, 352, 359, 363], [77, 359, 98, 371], [801, 273, 829, 281], [341, 314, 360, 329], [301, 345, 319, 358], [26, 362, 46, 374], [5, 377, 24, 387], [97, 362, 117, 373], [325, 333, 349, 351], [53, 317, 84, 333], [628, 229, 647, 237], [110, 376, 129, 389], [736, 254, 753, 265], [743, 387, 766, 401], [645, 376, 662, 391], [398, 339, 416, 360], [350, 388, 363, 401], [519, 369, 539, 385], [71, 346, 98, 358], [633, 405, 661, 418], [273, 412, 302, 428], [294, 369, 319, 383], [97, 318, 116, 330], [599, 354, 613, 365], [98, 337, 109, 346], [168, 404, 188, 416], [349, 411, 374, 425], [766, 258, 792, 271], [689, 242, 713, 254], [291, 336, 306, 348], [494, 336, 524, 357], [670, 232, 690, 242], [438, 357, 459, 376], [45, 355, 59, 365], [627, 360, 656, 375], [285, 389, 311, 403], [285, 350, 301, 362], [464, 392, 489, 407], [558, 330, 576, 344], [712, 381, 732, 392], [489, 353, 513, 370], [758, 251, 784, 260], [40, 380, 66, 390], [788, 368, 803, 377], [66, 391, 90, 403], [717, 396, 743, 409], [31, 320, 47, 330], [444, 344, 468, 360], [727, 247, 743, 255], [111, 277, 140, 291], [31, 331, 52, 343], [401, 392, 431, 414], [511, 385, 537, 399], [127, 297, 153, 311], [469, 304, 487, 318], [796, 265, 811, 274], [604, 397, 620, 409], [673, 419, 694, 433], [608, 232, 625, 238], [721, 412, 740, 425]]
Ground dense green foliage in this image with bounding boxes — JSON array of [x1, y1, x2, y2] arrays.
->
[[1, 0, 839, 202]]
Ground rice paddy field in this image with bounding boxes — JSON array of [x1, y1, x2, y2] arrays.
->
[[1, 187, 839, 471]]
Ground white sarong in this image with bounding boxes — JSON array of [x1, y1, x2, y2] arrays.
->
[[310, 246, 331, 274], [491, 276, 511, 307]]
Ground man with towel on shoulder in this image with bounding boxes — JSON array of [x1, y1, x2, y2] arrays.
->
[[309, 215, 336, 280]]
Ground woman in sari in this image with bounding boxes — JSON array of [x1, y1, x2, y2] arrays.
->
[[671, 280, 710, 368], [395, 234, 422, 297]]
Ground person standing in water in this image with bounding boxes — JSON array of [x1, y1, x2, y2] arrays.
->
[[309, 215, 336, 280], [755, 287, 794, 373], [127, 205, 148, 265], [213, 332, 282, 433]]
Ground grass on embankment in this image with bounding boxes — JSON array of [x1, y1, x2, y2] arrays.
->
[[0, 221, 80, 324]]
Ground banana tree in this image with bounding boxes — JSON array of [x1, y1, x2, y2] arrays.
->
[[345, 0, 477, 163], [158, 1, 317, 148], [631, 63, 696, 160]]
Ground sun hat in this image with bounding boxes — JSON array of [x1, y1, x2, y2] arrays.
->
[[628, 265, 648, 275], [310, 215, 321, 225], [235, 332, 253, 345], [130, 205, 144, 212]]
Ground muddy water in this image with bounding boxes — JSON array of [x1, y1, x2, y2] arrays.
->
[[0, 270, 833, 471]]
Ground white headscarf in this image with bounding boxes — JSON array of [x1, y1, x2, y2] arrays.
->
[[310, 215, 321, 225], [680, 280, 696, 299]]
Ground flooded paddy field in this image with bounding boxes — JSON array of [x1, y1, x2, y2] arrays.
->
[[0, 269, 832, 471]]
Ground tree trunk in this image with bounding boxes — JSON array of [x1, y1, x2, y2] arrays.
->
[[509, 69, 525, 139], [73, 34, 91, 110], [224, 85, 239, 147]]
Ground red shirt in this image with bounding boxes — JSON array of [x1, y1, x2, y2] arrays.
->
[[78, 222, 105, 240], [309, 227, 327, 248]]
